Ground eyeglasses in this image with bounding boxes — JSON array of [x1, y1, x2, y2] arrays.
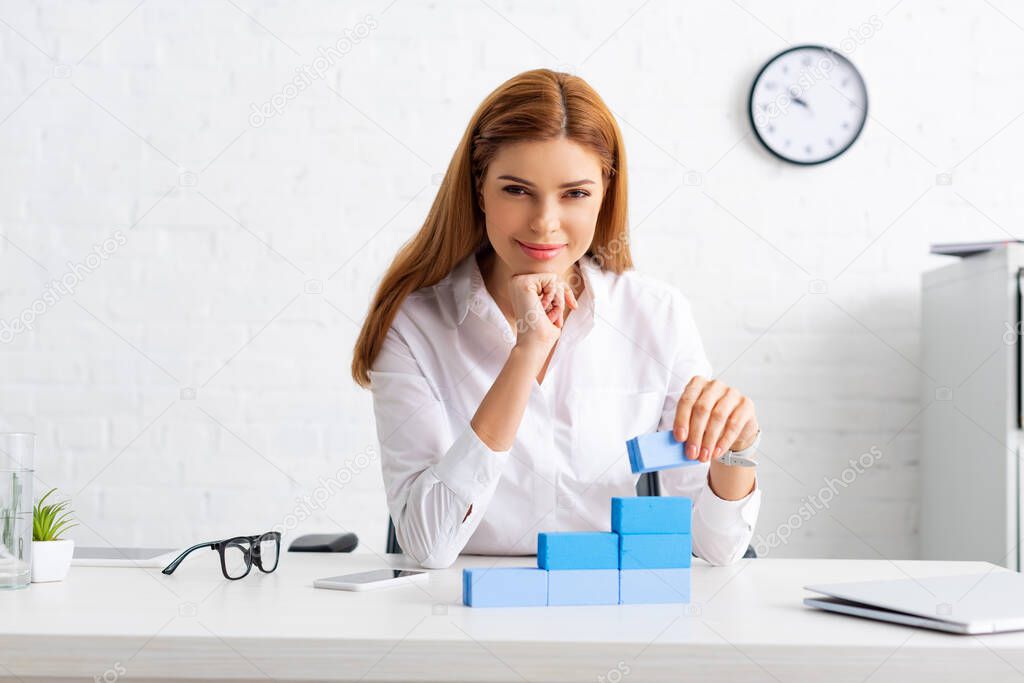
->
[[162, 532, 281, 580]]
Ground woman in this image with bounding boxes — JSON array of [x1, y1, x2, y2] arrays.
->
[[352, 69, 761, 569]]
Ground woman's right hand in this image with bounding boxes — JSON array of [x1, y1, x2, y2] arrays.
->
[[508, 273, 578, 355]]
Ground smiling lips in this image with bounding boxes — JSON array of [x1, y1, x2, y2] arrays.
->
[[516, 239, 566, 261]]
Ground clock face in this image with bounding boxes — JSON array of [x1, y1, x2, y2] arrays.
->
[[748, 45, 868, 165]]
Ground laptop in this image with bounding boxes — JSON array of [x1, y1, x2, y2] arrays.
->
[[804, 571, 1024, 634]]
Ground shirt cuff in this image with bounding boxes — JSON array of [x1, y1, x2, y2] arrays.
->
[[430, 424, 511, 505]]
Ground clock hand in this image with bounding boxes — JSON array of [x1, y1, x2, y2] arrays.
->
[[792, 96, 809, 108]]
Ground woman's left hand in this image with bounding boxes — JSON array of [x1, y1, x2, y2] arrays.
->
[[672, 376, 759, 463]]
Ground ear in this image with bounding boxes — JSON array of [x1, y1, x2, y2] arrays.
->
[[477, 189, 486, 214]]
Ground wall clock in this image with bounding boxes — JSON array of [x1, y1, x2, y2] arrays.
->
[[748, 45, 868, 165]]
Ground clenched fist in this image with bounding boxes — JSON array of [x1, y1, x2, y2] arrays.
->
[[507, 272, 578, 355]]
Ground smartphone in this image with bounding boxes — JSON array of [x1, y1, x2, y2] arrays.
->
[[313, 568, 429, 591]]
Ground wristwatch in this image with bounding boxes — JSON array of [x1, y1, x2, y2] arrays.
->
[[717, 429, 761, 468]]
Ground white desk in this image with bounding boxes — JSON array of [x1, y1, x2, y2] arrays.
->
[[1, 553, 1022, 682]]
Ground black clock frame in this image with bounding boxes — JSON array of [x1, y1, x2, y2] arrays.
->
[[747, 44, 868, 166]]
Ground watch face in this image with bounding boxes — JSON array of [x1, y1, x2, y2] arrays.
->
[[748, 45, 868, 165]]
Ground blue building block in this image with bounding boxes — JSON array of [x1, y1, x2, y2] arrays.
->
[[627, 430, 701, 474], [619, 568, 691, 604], [611, 496, 692, 535], [619, 533, 692, 569], [547, 569, 619, 606], [463, 568, 548, 607], [537, 531, 619, 570]]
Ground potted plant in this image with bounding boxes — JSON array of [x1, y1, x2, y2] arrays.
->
[[31, 488, 77, 582]]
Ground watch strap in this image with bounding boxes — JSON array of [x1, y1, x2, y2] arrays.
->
[[718, 429, 761, 467]]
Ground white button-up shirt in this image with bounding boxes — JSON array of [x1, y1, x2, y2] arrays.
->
[[368, 250, 761, 569]]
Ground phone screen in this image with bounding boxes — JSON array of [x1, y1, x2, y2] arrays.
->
[[323, 569, 424, 584]]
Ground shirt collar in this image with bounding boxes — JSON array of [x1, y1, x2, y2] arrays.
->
[[452, 250, 607, 326]]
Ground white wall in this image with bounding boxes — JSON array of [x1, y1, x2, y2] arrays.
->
[[2, 0, 1021, 560]]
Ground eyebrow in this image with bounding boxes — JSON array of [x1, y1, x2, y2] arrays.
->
[[497, 175, 595, 189]]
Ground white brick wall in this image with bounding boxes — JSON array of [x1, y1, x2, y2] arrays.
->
[[2, 0, 1021, 560]]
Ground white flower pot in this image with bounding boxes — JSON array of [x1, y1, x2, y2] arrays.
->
[[31, 539, 74, 583]]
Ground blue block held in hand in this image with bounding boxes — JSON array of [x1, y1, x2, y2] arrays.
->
[[627, 430, 701, 474]]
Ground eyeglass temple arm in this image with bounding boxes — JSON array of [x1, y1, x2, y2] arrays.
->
[[161, 541, 219, 575]]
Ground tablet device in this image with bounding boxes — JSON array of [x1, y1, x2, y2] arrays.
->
[[72, 546, 180, 568]]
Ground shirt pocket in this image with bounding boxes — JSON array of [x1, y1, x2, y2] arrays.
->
[[569, 388, 666, 486]]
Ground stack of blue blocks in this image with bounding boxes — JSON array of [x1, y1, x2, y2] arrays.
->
[[463, 496, 692, 607]]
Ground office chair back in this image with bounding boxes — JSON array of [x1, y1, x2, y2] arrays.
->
[[386, 513, 403, 554], [385, 470, 755, 557]]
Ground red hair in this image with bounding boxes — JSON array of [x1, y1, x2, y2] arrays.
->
[[351, 68, 632, 387]]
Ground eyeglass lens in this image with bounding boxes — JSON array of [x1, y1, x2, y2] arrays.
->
[[256, 533, 280, 573], [222, 538, 252, 579]]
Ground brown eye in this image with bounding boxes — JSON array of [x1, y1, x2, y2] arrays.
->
[[503, 186, 529, 196]]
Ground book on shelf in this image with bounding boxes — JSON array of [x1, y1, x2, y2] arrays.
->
[[931, 239, 1024, 257]]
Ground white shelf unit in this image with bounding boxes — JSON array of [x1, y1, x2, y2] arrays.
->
[[921, 246, 1023, 570]]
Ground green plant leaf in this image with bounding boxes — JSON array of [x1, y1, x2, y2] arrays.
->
[[33, 488, 77, 542]]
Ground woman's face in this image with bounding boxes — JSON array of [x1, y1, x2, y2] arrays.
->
[[479, 136, 605, 278]]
